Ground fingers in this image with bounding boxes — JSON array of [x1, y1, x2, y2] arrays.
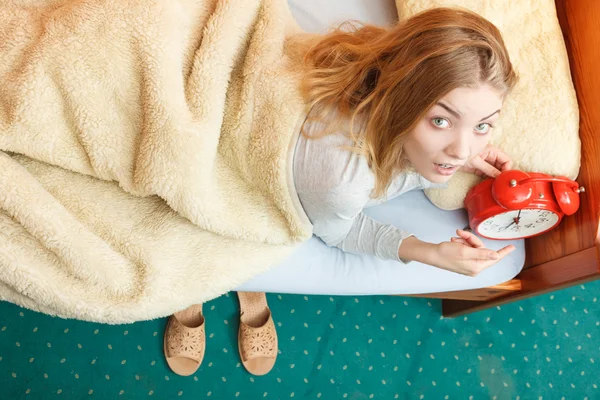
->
[[454, 230, 511, 256], [450, 230, 486, 251], [501, 158, 513, 171], [456, 229, 484, 248], [462, 245, 500, 261], [450, 237, 468, 245], [482, 145, 513, 172], [497, 244, 516, 258], [469, 154, 501, 178], [468, 244, 516, 276], [491, 147, 513, 171], [481, 245, 515, 262]]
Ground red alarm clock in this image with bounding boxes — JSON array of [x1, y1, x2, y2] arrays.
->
[[464, 170, 585, 240]]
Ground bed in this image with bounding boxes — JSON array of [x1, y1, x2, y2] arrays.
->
[[237, 0, 600, 318]]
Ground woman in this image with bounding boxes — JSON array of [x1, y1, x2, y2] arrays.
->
[[164, 7, 518, 377], [296, 6, 517, 276]]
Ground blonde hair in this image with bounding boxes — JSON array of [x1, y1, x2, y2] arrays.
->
[[301, 7, 518, 197]]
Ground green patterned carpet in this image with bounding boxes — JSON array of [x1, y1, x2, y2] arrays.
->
[[1, 282, 599, 399]]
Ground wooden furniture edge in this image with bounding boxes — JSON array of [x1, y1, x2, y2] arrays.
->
[[441, 245, 600, 317], [521, 0, 600, 269], [403, 279, 521, 301]]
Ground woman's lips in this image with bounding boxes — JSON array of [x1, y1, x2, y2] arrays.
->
[[433, 163, 459, 176]]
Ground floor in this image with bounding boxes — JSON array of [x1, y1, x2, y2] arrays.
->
[[1, 282, 599, 399]]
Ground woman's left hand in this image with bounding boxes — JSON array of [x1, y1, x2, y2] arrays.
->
[[460, 144, 513, 178]]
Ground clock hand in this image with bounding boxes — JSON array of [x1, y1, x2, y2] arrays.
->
[[502, 220, 516, 231], [502, 210, 523, 231], [514, 209, 522, 225]]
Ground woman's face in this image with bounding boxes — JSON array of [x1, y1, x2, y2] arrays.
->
[[403, 84, 504, 184]]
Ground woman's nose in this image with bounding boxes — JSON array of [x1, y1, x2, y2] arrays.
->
[[445, 132, 471, 161]]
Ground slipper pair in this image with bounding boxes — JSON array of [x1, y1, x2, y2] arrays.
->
[[163, 292, 277, 376]]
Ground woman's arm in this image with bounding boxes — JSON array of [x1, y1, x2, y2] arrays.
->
[[302, 185, 516, 274], [397, 236, 437, 264], [332, 211, 414, 261], [301, 189, 413, 262]]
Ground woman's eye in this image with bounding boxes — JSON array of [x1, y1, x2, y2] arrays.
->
[[475, 123, 491, 134], [432, 118, 450, 128]]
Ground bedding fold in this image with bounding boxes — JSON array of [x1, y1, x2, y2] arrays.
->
[[0, 0, 313, 323]]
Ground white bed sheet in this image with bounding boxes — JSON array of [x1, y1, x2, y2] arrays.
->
[[237, 190, 525, 294], [235, 0, 525, 295], [287, 0, 399, 32]]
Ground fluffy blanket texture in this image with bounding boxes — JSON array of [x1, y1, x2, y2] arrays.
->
[[0, 0, 313, 323], [396, 0, 581, 210]]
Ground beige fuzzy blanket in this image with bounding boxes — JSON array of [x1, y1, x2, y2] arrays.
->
[[0, 0, 313, 323]]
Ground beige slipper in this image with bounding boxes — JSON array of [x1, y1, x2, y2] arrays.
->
[[237, 292, 278, 376], [163, 303, 205, 376]]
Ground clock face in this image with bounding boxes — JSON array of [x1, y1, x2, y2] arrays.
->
[[477, 209, 560, 239]]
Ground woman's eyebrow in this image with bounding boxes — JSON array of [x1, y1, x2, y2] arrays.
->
[[479, 109, 500, 121], [437, 101, 461, 119], [436, 102, 500, 122]]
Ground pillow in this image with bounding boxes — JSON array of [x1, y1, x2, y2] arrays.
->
[[395, 0, 581, 210]]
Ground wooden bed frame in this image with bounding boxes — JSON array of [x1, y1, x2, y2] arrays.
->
[[409, 0, 600, 317]]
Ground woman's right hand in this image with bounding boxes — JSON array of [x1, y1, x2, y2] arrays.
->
[[433, 229, 515, 276], [399, 230, 515, 277]]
